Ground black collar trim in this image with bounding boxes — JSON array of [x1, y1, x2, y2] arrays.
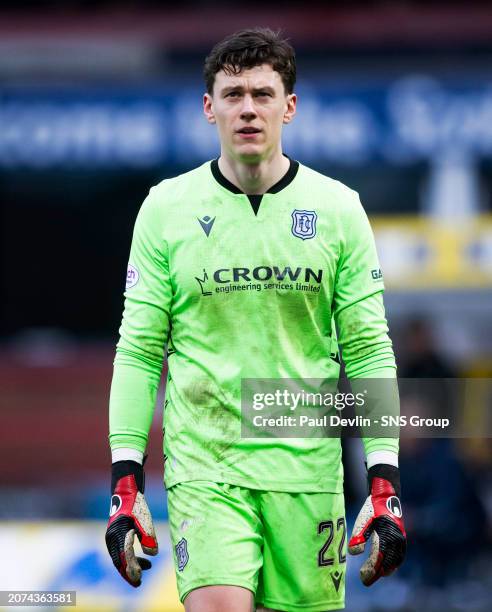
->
[[210, 157, 299, 196]]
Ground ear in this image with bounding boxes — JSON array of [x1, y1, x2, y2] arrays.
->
[[203, 93, 216, 124], [283, 93, 297, 125]]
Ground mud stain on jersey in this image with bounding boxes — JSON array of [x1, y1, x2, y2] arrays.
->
[[181, 377, 240, 465], [337, 306, 390, 362]]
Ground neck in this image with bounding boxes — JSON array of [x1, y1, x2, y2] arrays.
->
[[218, 150, 289, 195]]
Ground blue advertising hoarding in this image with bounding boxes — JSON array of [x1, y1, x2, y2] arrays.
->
[[1, 76, 491, 168]]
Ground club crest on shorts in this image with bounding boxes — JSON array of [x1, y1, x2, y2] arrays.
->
[[175, 538, 189, 571], [291, 209, 317, 240]]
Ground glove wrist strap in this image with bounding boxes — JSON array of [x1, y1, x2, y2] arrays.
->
[[368, 464, 401, 498], [111, 460, 145, 494]]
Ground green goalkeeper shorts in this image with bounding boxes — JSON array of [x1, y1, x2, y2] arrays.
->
[[167, 481, 346, 611]]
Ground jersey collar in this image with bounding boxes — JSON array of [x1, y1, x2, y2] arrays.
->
[[210, 156, 299, 215]]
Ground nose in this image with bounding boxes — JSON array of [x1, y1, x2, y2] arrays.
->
[[240, 94, 256, 119]]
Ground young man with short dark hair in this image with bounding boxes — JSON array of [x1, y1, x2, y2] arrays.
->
[[105, 28, 406, 612]]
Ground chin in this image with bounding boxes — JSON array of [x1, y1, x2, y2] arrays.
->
[[235, 145, 265, 163]]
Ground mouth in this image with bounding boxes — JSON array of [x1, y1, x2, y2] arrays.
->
[[236, 127, 262, 135]]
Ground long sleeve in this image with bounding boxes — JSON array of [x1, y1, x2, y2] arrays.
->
[[333, 193, 399, 456], [109, 186, 172, 453]]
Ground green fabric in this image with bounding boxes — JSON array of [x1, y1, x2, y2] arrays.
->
[[168, 480, 346, 610], [109, 160, 398, 492]]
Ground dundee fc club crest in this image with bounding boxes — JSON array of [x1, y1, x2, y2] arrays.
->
[[175, 538, 189, 571], [291, 209, 317, 240]]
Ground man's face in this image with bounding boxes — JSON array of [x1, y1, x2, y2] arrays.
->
[[203, 64, 296, 163]]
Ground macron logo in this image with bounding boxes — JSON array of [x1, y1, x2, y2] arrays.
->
[[198, 215, 215, 237]]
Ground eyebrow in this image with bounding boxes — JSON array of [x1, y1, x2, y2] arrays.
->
[[221, 85, 276, 96]]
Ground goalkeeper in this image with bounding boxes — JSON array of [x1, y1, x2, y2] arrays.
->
[[105, 28, 406, 611]]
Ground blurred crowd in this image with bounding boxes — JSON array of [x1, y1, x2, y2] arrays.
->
[[357, 318, 492, 610]]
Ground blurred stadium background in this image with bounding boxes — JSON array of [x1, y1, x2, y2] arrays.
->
[[1, 1, 492, 610]]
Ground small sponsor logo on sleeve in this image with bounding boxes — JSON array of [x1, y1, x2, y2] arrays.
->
[[126, 264, 140, 289], [371, 268, 383, 281]]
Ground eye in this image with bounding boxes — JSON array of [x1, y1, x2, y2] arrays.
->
[[226, 91, 240, 98], [255, 91, 272, 98]]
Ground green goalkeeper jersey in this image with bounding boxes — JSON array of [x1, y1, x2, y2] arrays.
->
[[109, 158, 397, 492]]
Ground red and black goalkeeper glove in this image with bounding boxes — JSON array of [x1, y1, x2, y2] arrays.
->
[[348, 464, 406, 586], [105, 460, 158, 587]]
